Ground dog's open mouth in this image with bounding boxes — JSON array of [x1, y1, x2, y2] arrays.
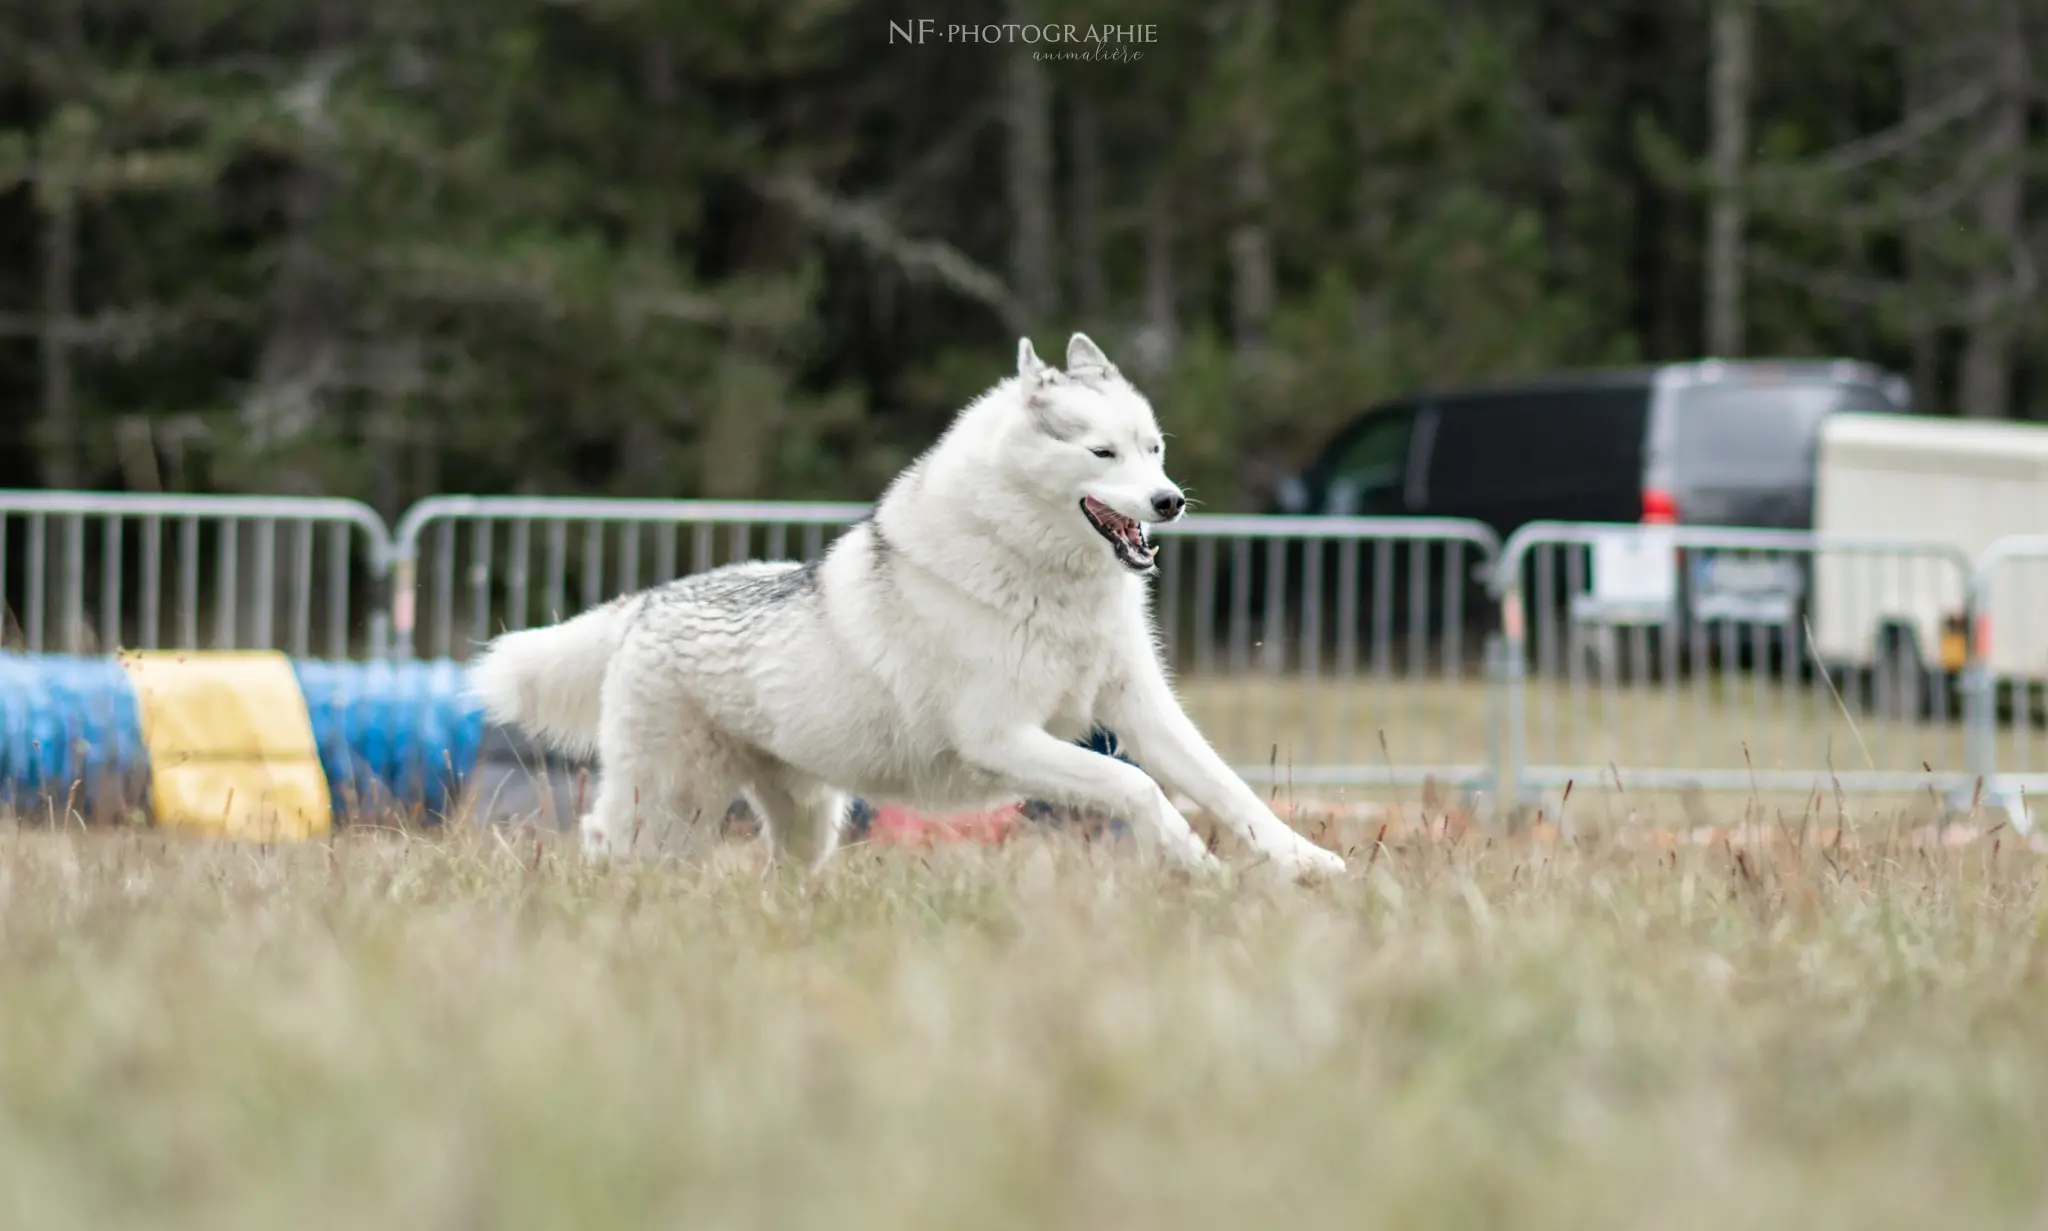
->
[[1080, 496, 1158, 572]]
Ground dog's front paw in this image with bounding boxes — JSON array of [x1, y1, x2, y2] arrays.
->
[[578, 817, 615, 864], [1262, 833, 1346, 881], [1171, 831, 1224, 874]]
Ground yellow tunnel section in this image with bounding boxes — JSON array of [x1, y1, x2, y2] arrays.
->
[[117, 651, 333, 841]]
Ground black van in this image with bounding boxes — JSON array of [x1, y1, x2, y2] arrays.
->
[[1223, 359, 1912, 667], [1274, 359, 1908, 531]]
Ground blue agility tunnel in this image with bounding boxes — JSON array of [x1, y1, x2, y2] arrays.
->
[[0, 649, 1135, 835], [0, 652, 486, 825], [0, 653, 149, 819], [292, 658, 487, 819]]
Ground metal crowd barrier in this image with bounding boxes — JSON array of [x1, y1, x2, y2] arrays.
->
[[1488, 522, 1983, 818], [0, 491, 392, 659], [3, 487, 2042, 830], [386, 497, 1504, 791], [1965, 537, 2048, 818], [387, 496, 871, 661], [1141, 515, 1500, 787]]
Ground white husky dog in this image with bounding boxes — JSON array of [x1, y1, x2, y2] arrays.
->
[[468, 333, 1347, 879]]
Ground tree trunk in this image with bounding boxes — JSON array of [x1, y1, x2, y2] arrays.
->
[[1133, 176, 1179, 378], [36, 0, 84, 489], [1227, 0, 1276, 359], [1005, 0, 1058, 327], [628, 37, 690, 497], [697, 353, 779, 500], [38, 167, 79, 489], [409, 407, 438, 504], [241, 0, 352, 489], [642, 38, 677, 233], [1067, 91, 1106, 324], [363, 337, 422, 521], [1957, 0, 2026, 420], [1901, 21, 1945, 413], [242, 161, 338, 475], [1705, 0, 1753, 358], [368, 404, 402, 523], [1229, 153, 1274, 357]]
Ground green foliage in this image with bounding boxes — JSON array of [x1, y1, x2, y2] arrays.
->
[[0, 0, 2040, 506]]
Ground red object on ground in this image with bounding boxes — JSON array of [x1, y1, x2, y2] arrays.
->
[[864, 802, 1022, 846]]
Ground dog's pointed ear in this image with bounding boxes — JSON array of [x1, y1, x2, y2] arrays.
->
[[1066, 332, 1118, 380], [1018, 337, 1049, 382], [1020, 336, 1083, 440]]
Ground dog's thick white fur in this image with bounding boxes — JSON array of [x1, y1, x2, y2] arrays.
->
[[467, 333, 1346, 879]]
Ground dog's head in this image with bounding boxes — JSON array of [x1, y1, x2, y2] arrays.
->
[[1007, 333, 1185, 574]]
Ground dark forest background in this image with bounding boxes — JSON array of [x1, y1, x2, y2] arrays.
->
[[1, 0, 2041, 519]]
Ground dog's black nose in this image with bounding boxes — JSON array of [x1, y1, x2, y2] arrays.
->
[[1151, 491, 1186, 519]]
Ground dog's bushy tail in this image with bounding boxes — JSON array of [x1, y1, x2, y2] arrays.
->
[[466, 597, 635, 760]]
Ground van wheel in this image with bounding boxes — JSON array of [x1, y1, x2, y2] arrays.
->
[[1870, 625, 1929, 723]]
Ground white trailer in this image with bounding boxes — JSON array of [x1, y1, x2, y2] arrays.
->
[[1811, 412, 2048, 710]]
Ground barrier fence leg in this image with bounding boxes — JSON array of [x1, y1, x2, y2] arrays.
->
[[1485, 629, 1527, 830], [1506, 633, 1528, 827], [1488, 585, 1532, 831], [1962, 658, 2027, 833], [1483, 632, 1503, 823], [1963, 659, 1994, 790], [391, 555, 416, 661]]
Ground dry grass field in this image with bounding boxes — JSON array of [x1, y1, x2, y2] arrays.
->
[[1172, 671, 1976, 778], [0, 805, 2043, 1231]]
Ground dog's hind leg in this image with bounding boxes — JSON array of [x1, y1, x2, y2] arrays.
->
[[581, 767, 739, 864], [747, 771, 849, 874], [579, 690, 749, 865]]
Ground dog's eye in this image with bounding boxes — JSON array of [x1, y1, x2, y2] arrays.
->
[[1149, 444, 1163, 455], [1090, 447, 1117, 460]]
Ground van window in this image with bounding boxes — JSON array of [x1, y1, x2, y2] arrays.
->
[[1672, 382, 1840, 486], [1423, 387, 1652, 506], [1318, 405, 1415, 514], [1836, 383, 1905, 416]]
